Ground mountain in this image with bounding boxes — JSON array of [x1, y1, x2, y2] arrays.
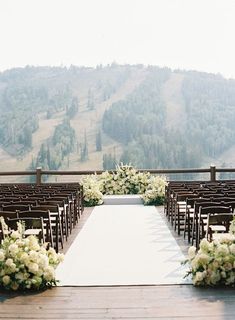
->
[[0, 64, 235, 182]]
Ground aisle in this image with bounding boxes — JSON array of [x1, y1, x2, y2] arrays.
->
[[56, 205, 189, 286]]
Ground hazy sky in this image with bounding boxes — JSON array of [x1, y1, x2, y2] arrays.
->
[[0, 0, 235, 78]]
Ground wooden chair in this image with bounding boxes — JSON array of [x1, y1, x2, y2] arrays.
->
[[198, 206, 232, 245], [205, 213, 234, 241], [6, 217, 45, 243], [1, 204, 31, 213], [191, 201, 222, 246], [183, 197, 209, 242], [18, 210, 54, 249], [39, 200, 68, 241], [31, 204, 63, 252]]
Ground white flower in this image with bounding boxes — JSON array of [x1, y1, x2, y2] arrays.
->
[[28, 262, 39, 274], [0, 249, 5, 261], [11, 230, 21, 239], [5, 258, 14, 267], [2, 275, 10, 285], [188, 246, 196, 259], [15, 272, 25, 281], [29, 250, 39, 262], [199, 239, 210, 252], [8, 244, 19, 256], [229, 244, 235, 255], [193, 271, 205, 285], [38, 254, 49, 269], [216, 244, 229, 257], [44, 266, 55, 281]]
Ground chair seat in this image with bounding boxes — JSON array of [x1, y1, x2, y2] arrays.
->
[[177, 201, 186, 205], [209, 225, 226, 232], [24, 229, 42, 236]]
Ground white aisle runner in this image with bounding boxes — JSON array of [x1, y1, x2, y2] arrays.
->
[[56, 205, 189, 286]]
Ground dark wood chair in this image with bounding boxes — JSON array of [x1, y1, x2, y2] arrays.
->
[[198, 206, 232, 245], [6, 217, 45, 243], [205, 213, 234, 241], [18, 210, 54, 249], [1, 204, 31, 213], [31, 204, 63, 252]]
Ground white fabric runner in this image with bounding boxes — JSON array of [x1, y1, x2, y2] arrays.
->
[[56, 205, 189, 286]]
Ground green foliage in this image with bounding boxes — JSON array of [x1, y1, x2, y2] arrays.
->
[[81, 164, 167, 206], [103, 67, 235, 171], [182, 71, 235, 158], [2, 64, 235, 173], [66, 96, 79, 118], [96, 130, 102, 152], [80, 132, 89, 162], [103, 153, 116, 170], [31, 119, 76, 173]]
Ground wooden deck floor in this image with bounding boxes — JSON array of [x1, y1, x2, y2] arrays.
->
[[1, 207, 235, 319]]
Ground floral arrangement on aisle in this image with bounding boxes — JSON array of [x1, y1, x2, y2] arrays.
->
[[81, 174, 104, 207], [184, 217, 235, 286], [0, 219, 64, 291], [81, 164, 167, 206], [141, 175, 167, 205]]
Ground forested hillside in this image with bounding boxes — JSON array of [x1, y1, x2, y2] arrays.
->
[[103, 68, 235, 169], [0, 64, 235, 179]]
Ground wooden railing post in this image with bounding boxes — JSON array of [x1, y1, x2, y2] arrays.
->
[[210, 165, 216, 182], [36, 167, 42, 185]]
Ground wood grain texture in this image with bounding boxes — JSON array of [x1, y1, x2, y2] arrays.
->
[[1, 285, 235, 319]]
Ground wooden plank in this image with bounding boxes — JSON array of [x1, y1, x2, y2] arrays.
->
[[1, 285, 235, 319]]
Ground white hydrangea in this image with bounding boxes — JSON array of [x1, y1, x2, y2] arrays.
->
[[0, 219, 64, 291]]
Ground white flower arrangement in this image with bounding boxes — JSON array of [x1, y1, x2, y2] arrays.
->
[[184, 217, 235, 286], [0, 219, 64, 291], [141, 175, 167, 205], [81, 174, 104, 207], [81, 164, 167, 207]]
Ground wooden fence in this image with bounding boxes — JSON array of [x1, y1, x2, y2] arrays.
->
[[0, 165, 234, 185]]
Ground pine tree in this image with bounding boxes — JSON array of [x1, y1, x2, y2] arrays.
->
[[96, 130, 102, 151]]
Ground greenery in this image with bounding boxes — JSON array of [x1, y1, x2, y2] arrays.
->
[[1, 64, 235, 174], [0, 219, 64, 291], [184, 217, 235, 286], [30, 119, 76, 173], [81, 164, 167, 206]]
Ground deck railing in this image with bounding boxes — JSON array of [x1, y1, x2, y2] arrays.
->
[[0, 165, 234, 185]]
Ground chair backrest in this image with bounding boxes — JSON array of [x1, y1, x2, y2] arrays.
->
[[2, 204, 31, 212], [6, 217, 43, 231], [0, 211, 18, 219], [39, 200, 65, 207], [12, 200, 38, 206], [211, 197, 235, 203], [6, 217, 45, 243], [186, 197, 209, 208], [200, 206, 232, 215], [18, 210, 50, 219], [31, 204, 59, 213], [221, 201, 235, 210], [18, 210, 53, 248], [206, 213, 234, 240], [194, 201, 221, 213]]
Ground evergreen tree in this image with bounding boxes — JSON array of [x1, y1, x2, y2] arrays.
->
[[96, 130, 102, 151], [80, 131, 88, 162], [87, 88, 95, 110], [103, 153, 116, 170]]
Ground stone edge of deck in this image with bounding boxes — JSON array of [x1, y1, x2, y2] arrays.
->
[[103, 195, 143, 205]]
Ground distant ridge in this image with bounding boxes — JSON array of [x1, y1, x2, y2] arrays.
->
[[0, 64, 235, 181]]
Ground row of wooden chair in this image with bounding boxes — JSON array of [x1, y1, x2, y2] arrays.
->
[[0, 183, 84, 252], [165, 180, 235, 247]]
